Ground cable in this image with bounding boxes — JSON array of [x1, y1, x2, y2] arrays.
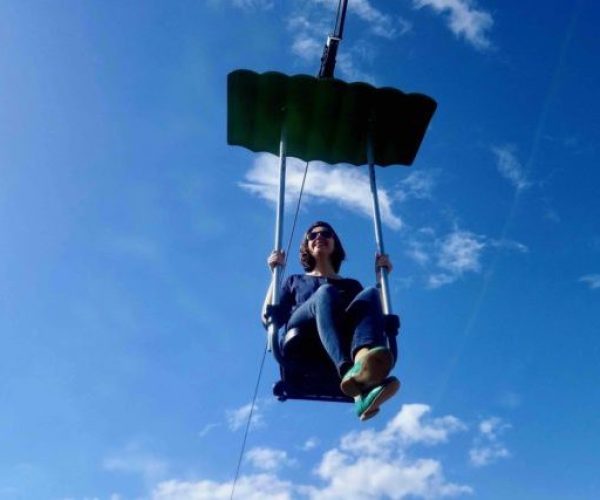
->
[[230, 343, 269, 500], [229, 162, 309, 499], [282, 160, 310, 279]]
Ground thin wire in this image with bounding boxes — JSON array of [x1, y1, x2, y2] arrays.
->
[[230, 161, 309, 498], [282, 160, 310, 278], [230, 343, 268, 500]]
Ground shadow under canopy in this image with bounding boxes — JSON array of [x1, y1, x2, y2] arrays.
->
[[227, 69, 437, 403]]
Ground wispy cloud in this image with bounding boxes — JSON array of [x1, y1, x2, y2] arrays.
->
[[469, 417, 511, 467], [498, 391, 521, 409], [315, 403, 472, 498], [311, 0, 405, 39], [492, 145, 531, 191], [405, 227, 527, 288], [198, 423, 220, 438], [579, 274, 600, 290], [230, 0, 273, 10], [103, 445, 168, 485], [301, 437, 320, 451], [226, 402, 265, 431], [489, 238, 529, 253], [395, 170, 437, 202], [430, 229, 486, 287], [289, 0, 412, 82], [102, 234, 162, 262], [289, 14, 378, 82], [246, 447, 296, 471], [336, 49, 379, 82], [152, 474, 293, 500], [339, 403, 467, 454], [289, 13, 325, 64], [240, 153, 403, 229], [407, 239, 432, 266], [413, 0, 493, 51], [151, 404, 475, 499]]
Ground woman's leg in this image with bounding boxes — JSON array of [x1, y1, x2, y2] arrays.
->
[[339, 287, 393, 399], [287, 284, 352, 375], [346, 287, 388, 358]]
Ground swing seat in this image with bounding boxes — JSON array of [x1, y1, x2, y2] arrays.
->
[[272, 315, 400, 403], [273, 325, 352, 403]]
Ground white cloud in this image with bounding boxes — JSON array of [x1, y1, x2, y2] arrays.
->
[[579, 274, 600, 290], [388, 403, 468, 445], [198, 423, 220, 438], [290, 32, 322, 62], [413, 0, 493, 50], [152, 474, 294, 500], [469, 417, 511, 467], [346, 0, 399, 39], [246, 447, 296, 471], [426, 273, 455, 288], [436, 229, 486, 275], [288, 15, 377, 82], [489, 238, 529, 253], [226, 402, 265, 431], [406, 227, 526, 288], [301, 437, 320, 451], [152, 404, 474, 500], [336, 51, 377, 83], [103, 446, 168, 484], [311, 0, 401, 39], [231, 0, 273, 10], [492, 146, 531, 191], [240, 153, 403, 229], [472, 417, 511, 465], [310, 454, 472, 499], [288, 0, 412, 82], [407, 240, 431, 266], [396, 170, 437, 202], [103, 234, 161, 261], [338, 404, 467, 458], [310, 404, 471, 498], [498, 391, 521, 409]]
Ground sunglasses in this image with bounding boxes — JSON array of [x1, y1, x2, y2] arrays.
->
[[307, 230, 334, 241]]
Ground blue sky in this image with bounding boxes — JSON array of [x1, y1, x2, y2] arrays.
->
[[1, 0, 599, 498]]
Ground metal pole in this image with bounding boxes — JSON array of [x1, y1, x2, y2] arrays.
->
[[367, 133, 393, 315], [334, 0, 349, 39], [318, 0, 349, 78], [268, 124, 286, 362]]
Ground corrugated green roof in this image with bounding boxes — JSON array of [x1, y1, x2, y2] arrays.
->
[[227, 69, 437, 167]]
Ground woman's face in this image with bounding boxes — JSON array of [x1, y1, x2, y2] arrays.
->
[[307, 226, 335, 259]]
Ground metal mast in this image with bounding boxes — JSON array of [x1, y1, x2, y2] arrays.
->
[[318, 0, 349, 78]]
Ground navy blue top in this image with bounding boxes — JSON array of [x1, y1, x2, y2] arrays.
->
[[278, 274, 363, 325]]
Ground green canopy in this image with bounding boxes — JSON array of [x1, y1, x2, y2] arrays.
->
[[227, 69, 437, 167]]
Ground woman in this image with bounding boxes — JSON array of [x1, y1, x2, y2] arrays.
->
[[263, 221, 399, 421]]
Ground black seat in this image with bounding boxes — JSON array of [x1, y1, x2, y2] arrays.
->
[[272, 315, 400, 402]]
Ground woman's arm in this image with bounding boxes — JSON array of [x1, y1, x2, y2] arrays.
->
[[374, 253, 393, 299], [261, 281, 274, 327], [261, 250, 286, 326], [375, 253, 393, 275]]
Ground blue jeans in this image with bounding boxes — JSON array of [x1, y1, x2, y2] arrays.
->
[[286, 284, 387, 376]]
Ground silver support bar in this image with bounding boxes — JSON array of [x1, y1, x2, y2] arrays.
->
[[367, 135, 393, 315], [268, 125, 286, 363]]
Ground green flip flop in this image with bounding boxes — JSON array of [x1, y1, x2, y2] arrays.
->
[[355, 376, 400, 421], [340, 346, 393, 397]]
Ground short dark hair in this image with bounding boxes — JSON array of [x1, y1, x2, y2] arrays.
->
[[300, 221, 346, 273]]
